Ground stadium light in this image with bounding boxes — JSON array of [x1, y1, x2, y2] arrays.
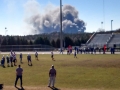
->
[[5, 27, 8, 36], [101, 22, 103, 30], [111, 20, 113, 31]]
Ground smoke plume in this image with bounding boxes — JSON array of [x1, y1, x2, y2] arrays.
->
[[24, 1, 86, 34]]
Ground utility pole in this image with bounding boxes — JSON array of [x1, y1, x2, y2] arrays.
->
[[111, 20, 113, 31], [101, 22, 103, 30], [60, 0, 63, 50], [5, 27, 8, 36]]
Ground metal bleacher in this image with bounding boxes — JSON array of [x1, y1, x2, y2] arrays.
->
[[88, 34, 111, 47], [108, 33, 120, 47]]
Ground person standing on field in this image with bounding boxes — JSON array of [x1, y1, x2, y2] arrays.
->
[[74, 51, 77, 58], [51, 51, 54, 60], [27, 53, 32, 66], [48, 65, 56, 87], [35, 51, 38, 60], [1, 55, 5, 68], [10, 53, 13, 67], [15, 65, 23, 88], [6, 55, 10, 67], [13, 52, 17, 66], [20, 53, 22, 63]]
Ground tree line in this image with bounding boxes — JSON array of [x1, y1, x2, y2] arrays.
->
[[1, 35, 90, 48]]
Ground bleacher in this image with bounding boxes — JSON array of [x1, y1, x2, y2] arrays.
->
[[88, 34, 111, 47], [108, 33, 120, 47]]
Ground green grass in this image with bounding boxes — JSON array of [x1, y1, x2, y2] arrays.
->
[[0, 54, 120, 90]]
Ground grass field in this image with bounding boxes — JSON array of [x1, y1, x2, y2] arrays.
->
[[0, 54, 120, 90]]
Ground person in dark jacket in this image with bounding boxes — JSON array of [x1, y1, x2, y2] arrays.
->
[[27, 53, 32, 66], [20, 53, 23, 63], [6, 55, 10, 67]]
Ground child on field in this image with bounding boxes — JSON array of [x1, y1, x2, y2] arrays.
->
[[51, 51, 54, 60], [6, 55, 10, 67], [74, 51, 77, 58]]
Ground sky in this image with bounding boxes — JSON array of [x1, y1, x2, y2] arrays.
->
[[0, 0, 120, 35]]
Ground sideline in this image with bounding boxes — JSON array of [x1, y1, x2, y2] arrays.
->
[[3, 86, 103, 90], [0, 51, 120, 55]]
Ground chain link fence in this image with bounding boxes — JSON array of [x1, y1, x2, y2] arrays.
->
[[0, 45, 55, 52]]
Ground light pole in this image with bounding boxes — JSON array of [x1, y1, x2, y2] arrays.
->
[[5, 27, 8, 45], [111, 20, 113, 31], [101, 22, 103, 30], [60, 0, 63, 50], [5, 27, 8, 36], [70, 25, 73, 34]]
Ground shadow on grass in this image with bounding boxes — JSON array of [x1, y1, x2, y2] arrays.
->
[[0, 84, 3, 89], [49, 86, 60, 90], [1, 66, 6, 68], [15, 86, 25, 90], [35, 58, 39, 61], [28, 64, 33, 66]]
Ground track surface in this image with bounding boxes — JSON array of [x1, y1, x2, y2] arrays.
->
[[1, 51, 120, 54]]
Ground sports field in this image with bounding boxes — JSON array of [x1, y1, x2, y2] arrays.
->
[[0, 53, 120, 90]]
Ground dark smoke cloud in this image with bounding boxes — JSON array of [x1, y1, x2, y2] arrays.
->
[[24, 1, 86, 34]]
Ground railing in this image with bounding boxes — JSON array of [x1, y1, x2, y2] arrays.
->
[[106, 33, 113, 44], [86, 32, 96, 44], [0, 45, 55, 52]]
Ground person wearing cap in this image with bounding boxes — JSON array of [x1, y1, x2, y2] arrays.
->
[[6, 55, 10, 67], [15, 65, 23, 88], [48, 65, 56, 87], [27, 53, 32, 66]]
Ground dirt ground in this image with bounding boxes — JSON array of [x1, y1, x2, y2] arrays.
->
[[2, 86, 102, 90]]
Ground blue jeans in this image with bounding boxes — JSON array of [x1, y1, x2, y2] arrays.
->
[[15, 75, 22, 87]]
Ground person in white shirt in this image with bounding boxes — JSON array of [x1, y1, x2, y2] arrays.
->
[[13, 52, 17, 66]]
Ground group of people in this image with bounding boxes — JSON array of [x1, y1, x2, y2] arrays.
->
[[0, 50, 57, 89], [15, 64, 56, 89], [0, 51, 17, 68], [14, 51, 56, 89], [1, 50, 79, 89], [0, 50, 39, 68]]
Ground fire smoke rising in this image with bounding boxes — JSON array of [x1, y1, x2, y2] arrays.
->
[[24, 1, 86, 34]]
